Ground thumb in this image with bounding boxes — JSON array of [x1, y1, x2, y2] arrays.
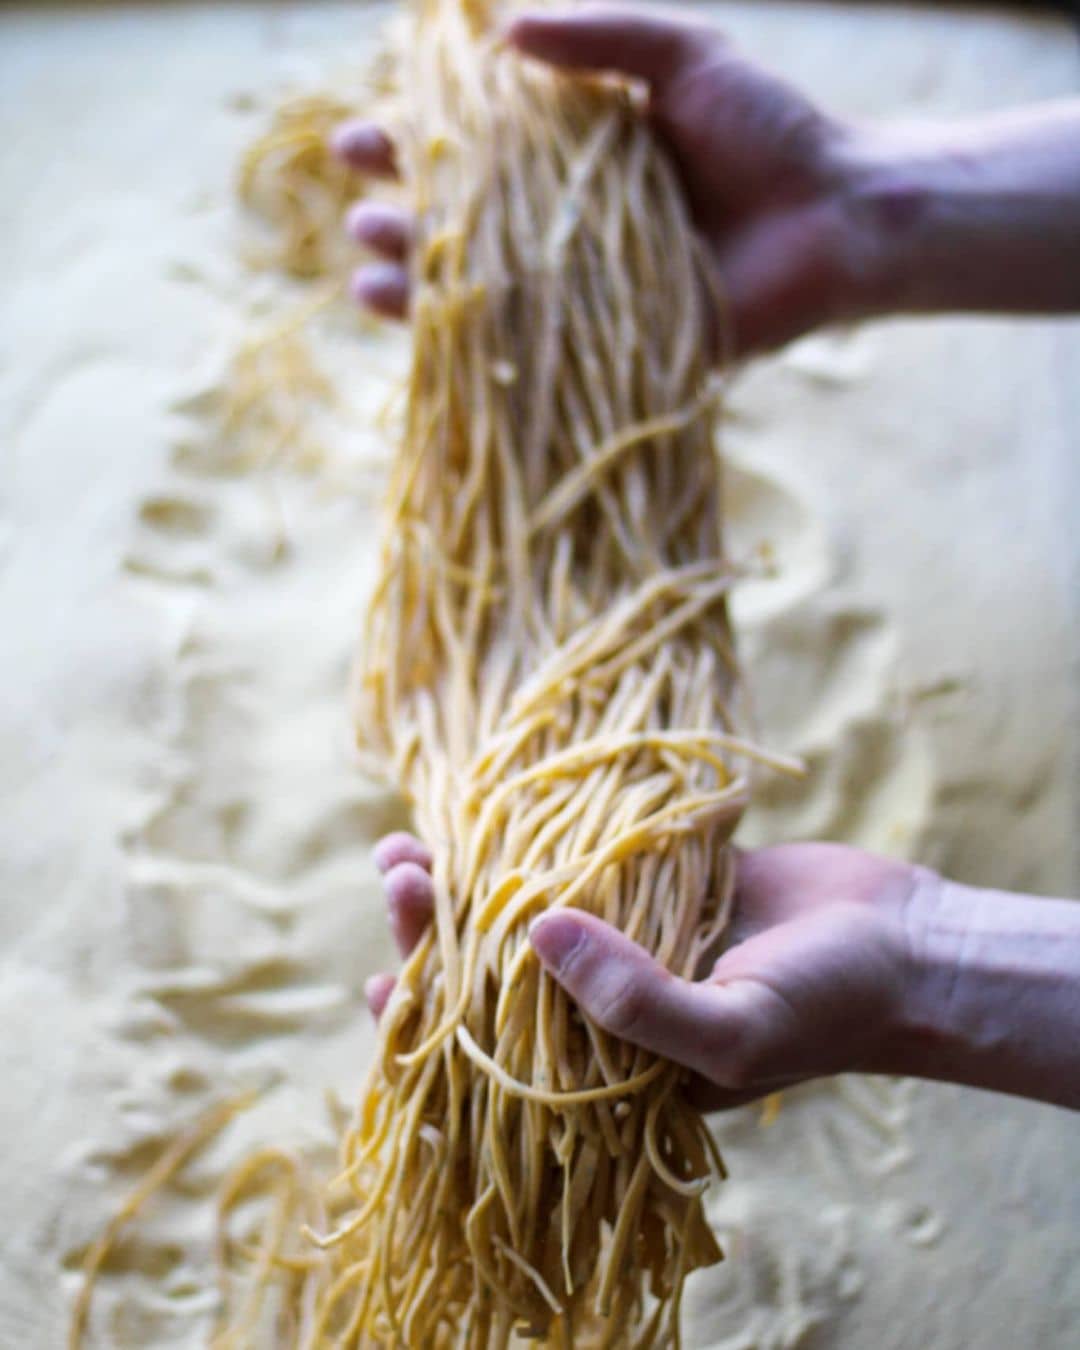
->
[[529, 908, 747, 1086], [505, 6, 702, 90]]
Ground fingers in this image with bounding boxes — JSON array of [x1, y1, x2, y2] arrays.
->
[[346, 201, 413, 260], [350, 264, 409, 319], [529, 909, 749, 1087], [344, 199, 411, 315], [331, 120, 399, 178], [348, 244, 409, 319], [374, 831, 433, 874], [331, 122, 412, 318], [506, 5, 708, 89], [366, 833, 435, 1024], [364, 972, 396, 1021], [384, 860, 436, 958]]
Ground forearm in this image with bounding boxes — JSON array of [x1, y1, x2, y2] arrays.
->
[[884, 873, 1080, 1109], [839, 100, 1080, 320]]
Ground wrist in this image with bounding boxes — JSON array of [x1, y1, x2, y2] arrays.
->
[[867, 863, 957, 1079], [878, 872, 1080, 1108], [822, 102, 1080, 323], [819, 122, 948, 323], [880, 868, 975, 1078]]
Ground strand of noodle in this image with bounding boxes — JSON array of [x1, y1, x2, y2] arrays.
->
[[491, 1234, 564, 1317], [200, 0, 796, 1340], [69, 1091, 257, 1350], [527, 397, 716, 537], [455, 1023, 666, 1105]]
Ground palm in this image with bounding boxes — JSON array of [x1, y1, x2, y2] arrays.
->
[[370, 835, 923, 1111], [686, 848, 918, 1106]]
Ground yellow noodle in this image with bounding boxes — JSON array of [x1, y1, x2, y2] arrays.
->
[[238, 95, 363, 279], [201, 0, 792, 1343], [69, 1091, 257, 1350]]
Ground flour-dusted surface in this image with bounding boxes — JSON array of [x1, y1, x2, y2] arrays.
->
[[1, 3, 1077, 1347]]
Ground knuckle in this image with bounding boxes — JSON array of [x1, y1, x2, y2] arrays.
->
[[707, 1016, 759, 1091], [590, 973, 649, 1039]]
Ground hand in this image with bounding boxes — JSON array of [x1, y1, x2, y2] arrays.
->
[[366, 831, 930, 1110], [332, 4, 877, 356]]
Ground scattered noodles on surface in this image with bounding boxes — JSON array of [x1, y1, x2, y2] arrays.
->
[[176, 299, 340, 480], [68, 1092, 257, 1350], [239, 94, 364, 280]]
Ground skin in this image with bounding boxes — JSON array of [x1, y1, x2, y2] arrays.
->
[[370, 833, 1080, 1112], [340, 7, 1080, 1111], [333, 4, 1080, 354]]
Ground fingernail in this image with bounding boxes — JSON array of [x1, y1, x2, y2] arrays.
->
[[529, 911, 587, 974]]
